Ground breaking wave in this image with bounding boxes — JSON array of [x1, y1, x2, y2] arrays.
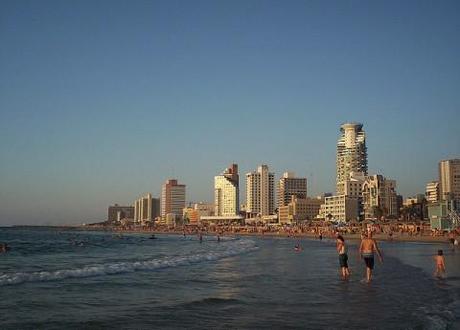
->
[[0, 239, 257, 286]]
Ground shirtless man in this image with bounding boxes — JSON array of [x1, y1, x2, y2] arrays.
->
[[359, 232, 383, 283]]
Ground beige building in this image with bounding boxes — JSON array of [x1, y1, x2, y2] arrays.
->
[[277, 172, 307, 208], [318, 195, 360, 222], [336, 123, 368, 195], [403, 194, 425, 207], [183, 202, 215, 224], [425, 181, 440, 204], [343, 171, 366, 198], [133, 193, 160, 224], [278, 196, 323, 224], [362, 175, 398, 219], [318, 172, 365, 222], [439, 159, 460, 204], [246, 165, 275, 217], [215, 164, 239, 216], [108, 204, 134, 223], [161, 179, 186, 219]]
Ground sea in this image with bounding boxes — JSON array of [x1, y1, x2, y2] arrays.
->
[[0, 227, 459, 330]]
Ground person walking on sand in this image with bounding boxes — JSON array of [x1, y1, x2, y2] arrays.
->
[[359, 232, 383, 283], [434, 249, 446, 278], [336, 235, 350, 279]]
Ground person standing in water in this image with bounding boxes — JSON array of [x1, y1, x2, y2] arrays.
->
[[434, 250, 446, 278], [336, 235, 350, 279], [359, 232, 383, 283]]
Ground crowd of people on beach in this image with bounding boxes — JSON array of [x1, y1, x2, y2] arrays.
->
[[108, 220, 459, 244]]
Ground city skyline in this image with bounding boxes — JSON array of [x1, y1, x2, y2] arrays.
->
[[1, 1, 459, 225]]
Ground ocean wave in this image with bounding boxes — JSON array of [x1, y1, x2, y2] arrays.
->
[[0, 239, 257, 286]]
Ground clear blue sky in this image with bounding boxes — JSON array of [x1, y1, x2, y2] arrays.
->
[[1, 0, 459, 225]]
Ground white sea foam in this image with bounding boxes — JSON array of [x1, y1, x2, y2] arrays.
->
[[0, 239, 257, 286]]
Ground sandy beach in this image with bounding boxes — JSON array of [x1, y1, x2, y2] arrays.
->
[[75, 224, 457, 245]]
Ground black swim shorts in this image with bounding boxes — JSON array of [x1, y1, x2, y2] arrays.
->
[[339, 254, 348, 268], [364, 256, 374, 269]]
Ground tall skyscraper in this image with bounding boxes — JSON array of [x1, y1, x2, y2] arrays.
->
[[439, 159, 460, 205], [161, 179, 186, 218], [246, 165, 275, 217], [277, 172, 307, 208], [215, 164, 239, 216], [336, 123, 367, 195]]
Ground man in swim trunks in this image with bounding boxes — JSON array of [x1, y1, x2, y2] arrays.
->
[[359, 232, 383, 283]]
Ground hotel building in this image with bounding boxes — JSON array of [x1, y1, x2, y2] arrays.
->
[[246, 165, 275, 217], [279, 196, 323, 224], [161, 179, 186, 219], [318, 195, 360, 222], [425, 181, 440, 204], [277, 172, 307, 208], [215, 164, 240, 216], [134, 193, 160, 223], [439, 159, 460, 205], [336, 123, 367, 195]]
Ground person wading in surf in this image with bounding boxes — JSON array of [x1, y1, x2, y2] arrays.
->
[[336, 235, 350, 279], [359, 232, 383, 283]]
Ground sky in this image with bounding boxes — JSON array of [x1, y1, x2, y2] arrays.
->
[[1, 0, 459, 225]]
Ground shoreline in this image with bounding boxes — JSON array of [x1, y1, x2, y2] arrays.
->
[[82, 227, 452, 244], [2, 225, 454, 244]]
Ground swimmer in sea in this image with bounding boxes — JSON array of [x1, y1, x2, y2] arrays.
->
[[434, 249, 446, 278], [359, 231, 383, 283]]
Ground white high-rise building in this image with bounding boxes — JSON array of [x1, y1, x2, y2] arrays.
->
[[161, 179, 186, 219], [277, 172, 307, 208], [336, 123, 367, 195], [426, 181, 440, 204], [439, 159, 460, 205], [318, 195, 360, 222], [215, 164, 239, 216], [246, 165, 275, 217], [134, 193, 160, 223]]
